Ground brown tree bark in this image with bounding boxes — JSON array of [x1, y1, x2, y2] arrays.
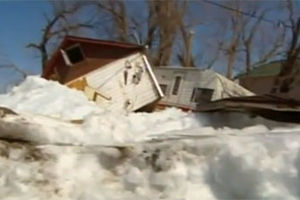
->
[[271, 0, 300, 94]]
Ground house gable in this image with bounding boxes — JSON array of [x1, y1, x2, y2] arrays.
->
[[42, 36, 144, 83], [153, 67, 253, 111]]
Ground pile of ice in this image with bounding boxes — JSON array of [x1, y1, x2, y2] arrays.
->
[[0, 76, 102, 120], [0, 76, 203, 145], [0, 76, 300, 199], [1, 129, 300, 199]]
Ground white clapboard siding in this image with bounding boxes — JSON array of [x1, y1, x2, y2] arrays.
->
[[179, 80, 194, 106], [85, 53, 160, 111], [153, 67, 253, 110]]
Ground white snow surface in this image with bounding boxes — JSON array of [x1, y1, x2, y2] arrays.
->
[[0, 76, 300, 199], [0, 76, 100, 120]]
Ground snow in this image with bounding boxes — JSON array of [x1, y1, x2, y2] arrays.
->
[[0, 76, 101, 120], [0, 76, 300, 199]]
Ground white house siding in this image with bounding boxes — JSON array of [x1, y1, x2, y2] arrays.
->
[[178, 77, 194, 106], [154, 69, 177, 102], [85, 53, 161, 111], [169, 71, 185, 104], [153, 67, 253, 110], [154, 68, 199, 109], [197, 71, 220, 100]]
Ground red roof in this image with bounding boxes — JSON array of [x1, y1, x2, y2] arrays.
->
[[42, 35, 144, 79]]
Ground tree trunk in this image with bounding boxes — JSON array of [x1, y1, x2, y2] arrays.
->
[[226, 49, 236, 79], [41, 46, 48, 70], [245, 43, 251, 74]]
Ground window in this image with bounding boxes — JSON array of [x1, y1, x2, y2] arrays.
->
[[159, 84, 168, 95], [190, 88, 213, 103], [172, 76, 182, 95], [61, 44, 85, 65]]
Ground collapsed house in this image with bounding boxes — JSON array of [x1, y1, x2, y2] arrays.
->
[[42, 36, 163, 112], [153, 67, 253, 111], [41, 36, 256, 114], [152, 67, 300, 123], [197, 94, 300, 123]]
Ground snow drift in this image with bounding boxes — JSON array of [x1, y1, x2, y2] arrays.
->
[[0, 76, 300, 200]]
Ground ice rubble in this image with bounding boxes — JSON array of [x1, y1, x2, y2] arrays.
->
[[0, 76, 300, 199], [0, 76, 204, 145], [0, 76, 100, 120]]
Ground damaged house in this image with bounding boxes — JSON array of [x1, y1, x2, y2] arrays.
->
[[153, 67, 253, 111], [42, 36, 163, 112]]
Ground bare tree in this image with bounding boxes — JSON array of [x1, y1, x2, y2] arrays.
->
[[227, 20, 243, 77], [0, 52, 28, 93], [204, 0, 285, 78], [93, 0, 190, 66], [177, 30, 196, 67], [92, 0, 286, 73], [213, 0, 247, 79], [252, 29, 286, 67], [27, 1, 92, 70], [241, 9, 267, 74], [157, 0, 188, 66], [94, 0, 152, 44], [271, 0, 300, 94], [176, 2, 202, 68], [96, 0, 129, 42], [241, 7, 286, 74], [0, 63, 27, 80], [0, 52, 27, 79]]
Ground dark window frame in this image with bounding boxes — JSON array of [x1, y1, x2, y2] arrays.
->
[[190, 87, 214, 103], [159, 84, 168, 96], [62, 44, 85, 66], [172, 76, 182, 95]]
